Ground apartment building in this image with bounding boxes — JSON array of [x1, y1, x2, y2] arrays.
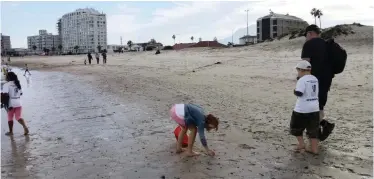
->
[[257, 12, 308, 41], [60, 8, 107, 53], [1, 33, 12, 55], [27, 30, 60, 52]]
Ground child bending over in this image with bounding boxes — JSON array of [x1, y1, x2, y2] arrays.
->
[[170, 103, 219, 157]]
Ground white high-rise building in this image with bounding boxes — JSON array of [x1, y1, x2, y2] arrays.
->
[[61, 8, 107, 53], [27, 30, 60, 52]]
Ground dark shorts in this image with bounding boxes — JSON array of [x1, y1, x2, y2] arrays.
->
[[290, 111, 320, 138]]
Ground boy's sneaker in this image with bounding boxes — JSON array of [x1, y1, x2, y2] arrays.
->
[[319, 121, 335, 141]]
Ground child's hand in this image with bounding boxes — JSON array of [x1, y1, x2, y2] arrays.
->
[[206, 149, 215, 156]]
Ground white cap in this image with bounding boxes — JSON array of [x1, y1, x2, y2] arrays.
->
[[296, 60, 312, 70]]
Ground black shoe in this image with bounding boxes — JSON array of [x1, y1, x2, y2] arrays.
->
[[319, 122, 335, 141]]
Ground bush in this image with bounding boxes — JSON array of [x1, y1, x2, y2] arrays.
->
[[163, 45, 174, 50], [289, 29, 305, 39], [320, 25, 354, 40], [264, 38, 274, 42], [353, 22, 363, 27], [276, 33, 288, 40]]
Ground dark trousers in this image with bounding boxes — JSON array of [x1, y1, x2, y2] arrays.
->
[[88, 58, 92, 64], [96, 57, 99, 64], [103, 57, 107, 64], [317, 76, 333, 111]]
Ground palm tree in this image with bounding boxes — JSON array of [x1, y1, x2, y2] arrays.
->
[[172, 34, 176, 44], [191, 36, 194, 42], [58, 45, 63, 53], [310, 8, 317, 25], [32, 45, 37, 54], [213, 37, 217, 41], [316, 9, 323, 28], [74, 45, 79, 54], [127, 40, 133, 50], [97, 45, 102, 52]]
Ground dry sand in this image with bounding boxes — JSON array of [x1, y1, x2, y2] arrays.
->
[[7, 25, 374, 178]]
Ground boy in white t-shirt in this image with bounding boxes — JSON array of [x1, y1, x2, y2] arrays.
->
[[290, 61, 320, 154]]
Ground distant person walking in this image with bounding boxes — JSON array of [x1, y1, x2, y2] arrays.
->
[[102, 51, 107, 64], [1, 62, 8, 78], [95, 52, 100, 64], [301, 24, 348, 141], [4, 63, 11, 72], [87, 53, 92, 65], [1, 72, 29, 136], [23, 64, 31, 76]]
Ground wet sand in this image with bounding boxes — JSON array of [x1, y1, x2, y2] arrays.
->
[[2, 25, 373, 179]]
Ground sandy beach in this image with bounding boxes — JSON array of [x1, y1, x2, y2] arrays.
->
[[4, 25, 373, 178]]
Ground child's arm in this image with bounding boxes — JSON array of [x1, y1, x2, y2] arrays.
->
[[188, 104, 215, 156], [191, 108, 208, 148], [294, 78, 306, 97], [197, 125, 208, 147], [195, 113, 215, 156], [294, 90, 303, 97]]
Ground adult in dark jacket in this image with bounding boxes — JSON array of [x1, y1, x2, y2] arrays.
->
[[102, 52, 107, 64], [301, 25, 335, 141], [87, 53, 92, 65]]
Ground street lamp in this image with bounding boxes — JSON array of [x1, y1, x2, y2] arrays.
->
[[245, 9, 249, 43], [232, 29, 234, 45]]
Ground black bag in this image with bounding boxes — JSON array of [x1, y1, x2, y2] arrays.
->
[[1, 93, 9, 110], [326, 39, 347, 74]]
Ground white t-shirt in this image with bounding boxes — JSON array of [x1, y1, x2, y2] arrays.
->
[[2, 81, 22, 108], [175, 104, 185, 119], [294, 75, 319, 113]]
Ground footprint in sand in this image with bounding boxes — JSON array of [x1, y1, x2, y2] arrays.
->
[[238, 144, 256, 150]]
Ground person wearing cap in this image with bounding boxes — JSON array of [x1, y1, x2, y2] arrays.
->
[[301, 24, 335, 141], [290, 60, 320, 154]]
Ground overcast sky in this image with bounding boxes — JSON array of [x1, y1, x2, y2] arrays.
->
[[1, 0, 373, 48]]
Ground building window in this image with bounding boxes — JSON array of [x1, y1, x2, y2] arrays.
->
[[257, 21, 259, 26], [273, 33, 277, 37], [273, 20, 277, 25], [273, 26, 277, 32], [257, 28, 259, 33]]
